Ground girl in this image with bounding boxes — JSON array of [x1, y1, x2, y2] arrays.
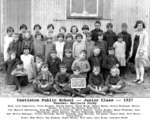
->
[[47, 24, 56, 40], [82, 25, 90, 42], [4, 27, 14, 61], [33, 33, 45, 57], [113, 34, 126, 77], [59, 26, 67, 37], [72, 33, 86, 59], [21, 46, 35, 82], [129, 20, 150, 84], [33, 24, 42, 37], [55, 33, 65, 61], [70, 25, 79, 40]]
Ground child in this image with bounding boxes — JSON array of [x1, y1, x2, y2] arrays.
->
[[85, 32, 95, 58], [59, 26, 67, 37], [33, 33, 45, 57], [82, 25, 90, 42], [63, 33, 74, 52], [91, 20, 103, 42], [72, 50, 90, 77], [70, 25, 79, 40], [19, 24, 28, 40], [119, 23, 132, 60], [4, 26, 14, 61], [102, 47, 119, 81], [7, 33, 24, 59], [20, 46, 35, 82], [33, 63, 54, 95], [96, 32, 108, 56], [45, 36, 56, 61], [106, 66, 126, 94], [55, 33, 65, 61], [33, 24, 42, 37], [4, 51, 19, 85], [88, 66, 108, 95], [53, 64, 71, 96], [23, 31, 34, 55], [33, 54, 44, 76], [11, 60, 28, 92], [103, 23, 117, 48], [62, 49, 74, 74], [88, 46, 103, 72], [113, 34, 126, 77], [72, 33, 86, 58], [47, 24, 55, 39], [47, 50, 61, 77]]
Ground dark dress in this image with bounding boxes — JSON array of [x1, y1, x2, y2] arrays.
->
[[130, 35, 140, 63]]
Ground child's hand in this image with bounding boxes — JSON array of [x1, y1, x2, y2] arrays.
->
[[116, 64, 119, 68]]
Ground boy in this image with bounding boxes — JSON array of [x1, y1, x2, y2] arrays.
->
[[106, 66, 126, 94], [72, 50, 90, 77], [103, 23, 117, 49], [45, 36, 56, 61], [102, 47, 120, 81], [85, 32, 95, 58], [64, 33, 73, 52], [88, 66, 108, 95], [72, 33, 86, 58], [4, 26, 14, 61], [62, 49, 74, 74], [11, 60, 28, 92], [33, 63, 54, 95], [91, 21, 103, 42], [34, 33, 45, 57], [4, 51, 19, 85], [96, 32, 108, 56], [47, 50, 61, 77], [53, 64, 71, 96]]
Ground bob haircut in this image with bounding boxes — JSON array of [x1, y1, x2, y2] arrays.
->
[[106, 23, 113, 28], [33, 24, 42, 30], [20, 24, 28, 30], [7, 26, 14, 33], [134, 20, 146, 29], [47, 24, 55, 30], [75, 33, 83, 39], [59, 26, 67, 32], [70, 25, 79, 33], [57, 33, 65, 39]]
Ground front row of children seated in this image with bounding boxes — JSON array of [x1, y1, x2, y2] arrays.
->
[[10, 59, 126, 97]]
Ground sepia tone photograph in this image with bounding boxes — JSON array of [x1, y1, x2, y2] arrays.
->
[[0, 0, 150, 97]]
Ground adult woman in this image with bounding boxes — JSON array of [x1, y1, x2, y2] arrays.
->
[[129, 20, 150, 84]]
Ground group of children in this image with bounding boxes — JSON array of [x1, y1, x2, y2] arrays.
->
[[3, 20, 132, 97]]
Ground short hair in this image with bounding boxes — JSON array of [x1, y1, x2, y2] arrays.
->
[[23, 45, 30, 50], [17, 60, 23, 65], [86, 32, 92, 37], [20, 24, 28, 30], [47, 24, 55, 30], [59, 63, 66, 69], [59, 26, 67, 32], [35, 53, 43, 59], [66, 33, 73, 40], [41, 63, 48, 68], [134, 20, 146, 29], [57, 33, 65, 39], [117, 34, 123, 39], [106, 23, 113, 28], [95, 20, 101, 25], [97, 31, 103, 36], [75, 33, 83, 39], [72, 66, 81, 71], [121, 23, 128, 28], [33, 24, 42, 30], [70, 25, 79, 33], [80, 50, 87, 54], [7, 26, 14, 33], [82, 25, 89, 30]]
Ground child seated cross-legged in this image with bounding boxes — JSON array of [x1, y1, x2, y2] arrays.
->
[[106, 66, 126, 95], [33, 63, 54, 95], [53, 64, 72, 96], [88, 66, 108, 95], [11, 60, 28, 92]]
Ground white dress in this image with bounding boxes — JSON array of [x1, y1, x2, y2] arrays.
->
[[55, 41, 65, 61], [21, 54, 34, 81], [3, 35, 13, 61], [113, 41, 126, 66]]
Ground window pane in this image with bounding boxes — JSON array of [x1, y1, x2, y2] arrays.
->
[[71, 0, 84, 13], [85, 0, 97, 14]]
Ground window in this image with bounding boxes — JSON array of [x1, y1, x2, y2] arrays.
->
[[67, 0, 103, 19]]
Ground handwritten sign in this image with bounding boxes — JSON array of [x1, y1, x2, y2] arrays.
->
[[71, 78, 86, 88]]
